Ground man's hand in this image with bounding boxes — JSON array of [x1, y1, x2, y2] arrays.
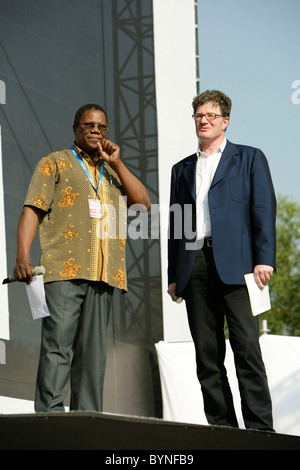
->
[[97, 140, 151, 210], [254, 265, 274, 290], [13, 258, 34, 284], [167, 282, 176, 301], [13, 205, 42, 284], [97, 139, 120, 167]]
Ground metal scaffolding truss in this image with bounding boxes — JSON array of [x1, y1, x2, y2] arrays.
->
[[111, 0, 162, 345]]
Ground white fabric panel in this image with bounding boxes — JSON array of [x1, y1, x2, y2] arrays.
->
[[153, 0, 197, 342], [155, 341, 207, 425], [0, 127, 10, 340], [156, 335, 300, 436], [0, 396, 34, 414], [259, 334, 300, 436], [0, 396, 70, 414]]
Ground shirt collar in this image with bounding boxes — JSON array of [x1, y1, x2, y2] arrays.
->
[[197, 138, 227, 159], [73, 142, 103, 166]]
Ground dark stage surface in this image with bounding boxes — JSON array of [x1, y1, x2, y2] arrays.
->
[[0, 412, 299, 450]]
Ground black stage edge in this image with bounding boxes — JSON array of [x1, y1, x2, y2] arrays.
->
[[0, 412, 299, 450]]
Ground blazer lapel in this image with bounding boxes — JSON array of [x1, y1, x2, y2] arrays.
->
[[183, 153, 197, 201], [211, 140, 238, 187]]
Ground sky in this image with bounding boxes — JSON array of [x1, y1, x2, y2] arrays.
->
[[197, 0, 300, 204]]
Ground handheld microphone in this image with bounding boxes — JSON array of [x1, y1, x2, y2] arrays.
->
[[2, 266, 46, 284]]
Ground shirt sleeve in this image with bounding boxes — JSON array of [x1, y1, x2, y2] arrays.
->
[[24, 155, 58, 212]]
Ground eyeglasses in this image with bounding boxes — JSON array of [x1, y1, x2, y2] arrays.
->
[[192, 113, 224, 121], [80, 122, 108, 132]]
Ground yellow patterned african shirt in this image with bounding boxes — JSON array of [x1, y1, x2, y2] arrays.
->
[[24, 146, 127, 291]]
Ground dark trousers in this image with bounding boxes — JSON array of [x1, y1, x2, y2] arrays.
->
[[183, 246, 274, 431], [35, 280, 113, 412]]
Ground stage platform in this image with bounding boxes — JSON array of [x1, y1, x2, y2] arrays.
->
[[0, 412, 299, 450]]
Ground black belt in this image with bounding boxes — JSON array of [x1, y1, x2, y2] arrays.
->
[[203, 237, 213, 248]]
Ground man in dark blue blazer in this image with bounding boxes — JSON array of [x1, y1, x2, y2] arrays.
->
[[167, 90, 276, 431]]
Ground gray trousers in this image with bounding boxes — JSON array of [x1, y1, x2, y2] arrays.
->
[[35, 280, 113, 412]]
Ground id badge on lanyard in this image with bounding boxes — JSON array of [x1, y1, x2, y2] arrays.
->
[[71, 146, 104, 218], [88, 198, 102, 218]]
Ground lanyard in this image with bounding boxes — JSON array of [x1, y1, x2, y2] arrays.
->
[[70, 145, 104, 196]]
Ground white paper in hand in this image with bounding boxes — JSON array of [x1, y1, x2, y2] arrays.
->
[[25, 275, 50, 320], [244, 273, 271, 316]]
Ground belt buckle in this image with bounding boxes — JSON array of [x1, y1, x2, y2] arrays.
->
[[206, 237, 212, 247]]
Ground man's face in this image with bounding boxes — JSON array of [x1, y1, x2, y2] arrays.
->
[[73, 109, 108, 155], [194, 102, 229, 143]]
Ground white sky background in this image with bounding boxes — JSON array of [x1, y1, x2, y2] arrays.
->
[[197, 0, 300, 203]]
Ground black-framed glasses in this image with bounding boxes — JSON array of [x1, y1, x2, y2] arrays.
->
[[192, 113, 223, 121], [81, 122, 108, 132]]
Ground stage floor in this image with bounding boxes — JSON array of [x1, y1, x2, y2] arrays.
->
[[0, 411, 299, 450]]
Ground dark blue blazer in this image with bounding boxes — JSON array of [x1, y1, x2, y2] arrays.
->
[[168, 140, 277, 296]]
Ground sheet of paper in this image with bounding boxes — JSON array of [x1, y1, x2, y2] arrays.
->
[[25, 275, 50, 320], [244, 273, 271, 316]]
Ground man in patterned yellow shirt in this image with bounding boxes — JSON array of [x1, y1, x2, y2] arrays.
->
[[13, 104, 151, 412]]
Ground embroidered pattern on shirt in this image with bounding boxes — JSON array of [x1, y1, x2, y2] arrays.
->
[[38, 158, 56, 177], [59, 258, 81, 279], [113, 267, 126, 289], [58, 186, 80, 208], [61, 224, 79, 243], [32, 193, 47, 210]]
